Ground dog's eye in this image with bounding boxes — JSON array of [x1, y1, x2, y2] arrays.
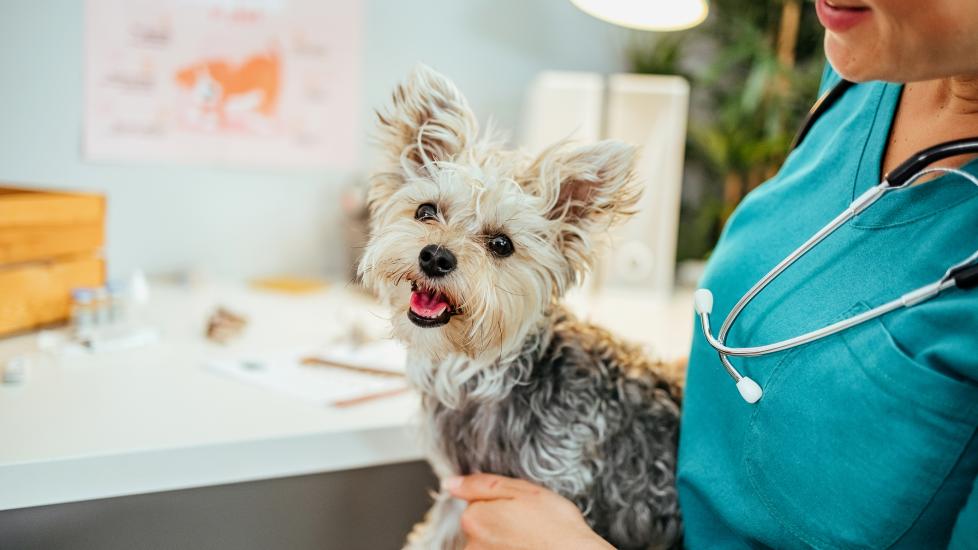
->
[[486, 234, 514, 257], [415, 203, 438, 222]]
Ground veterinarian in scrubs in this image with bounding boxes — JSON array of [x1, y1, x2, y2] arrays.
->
[[445, 1, 978, 548]]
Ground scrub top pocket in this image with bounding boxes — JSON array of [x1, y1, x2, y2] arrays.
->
[[742, 303, 978, 550]]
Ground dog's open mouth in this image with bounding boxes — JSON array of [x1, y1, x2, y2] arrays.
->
[[408, 281, 456, 328], [408, 281, 457, 328]]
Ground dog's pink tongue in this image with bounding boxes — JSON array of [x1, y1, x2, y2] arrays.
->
[[410, 290, 449, 318]]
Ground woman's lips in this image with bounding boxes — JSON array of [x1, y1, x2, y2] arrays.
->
[[816, 0, 872, 32]]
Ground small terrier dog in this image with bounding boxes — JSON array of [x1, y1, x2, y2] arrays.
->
[[359, 66, 683, 550]]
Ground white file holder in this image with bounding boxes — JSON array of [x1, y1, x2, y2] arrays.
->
[[521, 71, 605, 155], [520, 72, 690, 294]]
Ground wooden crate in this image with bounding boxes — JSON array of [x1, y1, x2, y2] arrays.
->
[[0, 186, 106, 335]]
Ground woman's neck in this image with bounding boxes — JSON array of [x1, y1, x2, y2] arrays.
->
[[928, 75, 978, 116], [882, 74, 978, 177]]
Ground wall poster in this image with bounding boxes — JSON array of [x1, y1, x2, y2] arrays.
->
[[84, 0, 361, 169]]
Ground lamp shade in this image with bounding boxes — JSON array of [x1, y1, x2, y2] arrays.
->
[[570, 0, 709, 31]]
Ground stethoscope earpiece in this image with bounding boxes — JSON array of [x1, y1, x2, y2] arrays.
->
[[694, 288, 764, 403], [693, 289, 714, 315], [736, 377, 763, 403]]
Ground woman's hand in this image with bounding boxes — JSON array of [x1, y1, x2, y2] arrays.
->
[[444, 473, 614, 550]]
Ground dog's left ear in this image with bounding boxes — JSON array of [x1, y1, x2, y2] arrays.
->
[[369, 65, 477, 215], [371, 65, 478, 206], [526, 140, 641, 278]]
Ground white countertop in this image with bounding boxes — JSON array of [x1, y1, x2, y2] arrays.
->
[[0, 280, 693, 511]]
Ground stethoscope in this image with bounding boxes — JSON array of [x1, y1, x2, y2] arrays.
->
[[695, 79, 978, 404]]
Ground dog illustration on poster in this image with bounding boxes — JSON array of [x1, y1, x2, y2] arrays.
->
[[174, 49, 281, 132]]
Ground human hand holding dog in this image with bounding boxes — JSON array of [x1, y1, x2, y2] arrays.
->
[[444, 473, 615, 550]]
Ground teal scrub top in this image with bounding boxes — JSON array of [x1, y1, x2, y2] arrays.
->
[[677, 64, 978, 549]]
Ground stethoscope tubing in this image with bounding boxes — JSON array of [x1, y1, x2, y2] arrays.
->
[[713, 184, 887, 347], [700, 172, 977, 361], [698, 279, 955, 358]]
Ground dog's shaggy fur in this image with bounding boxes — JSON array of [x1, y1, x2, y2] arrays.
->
[[359, 65, 683, 550]]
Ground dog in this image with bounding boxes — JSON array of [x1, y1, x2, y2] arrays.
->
[[358, 65, 683, 550]]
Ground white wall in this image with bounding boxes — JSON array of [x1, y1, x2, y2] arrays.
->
[[0, 0, 630, 281]]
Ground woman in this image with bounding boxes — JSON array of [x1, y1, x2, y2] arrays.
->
[[443, 1, 978, 548]]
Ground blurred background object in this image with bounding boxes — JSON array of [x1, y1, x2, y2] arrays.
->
[[601, 74, 689, 292], [521, 72, 605, 154], [341, 180, 371, 284], [626, 0, 824, 263], [521, 72, 689, 294], [570, 0, 710, 31], [204, 306, 248, 344], [0, 186, 105, 335]]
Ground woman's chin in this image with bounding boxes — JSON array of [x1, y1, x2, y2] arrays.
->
[[823, 34, 879, 83]]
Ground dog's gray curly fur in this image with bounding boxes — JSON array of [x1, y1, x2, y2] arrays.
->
[[416, 307, 682, 550]]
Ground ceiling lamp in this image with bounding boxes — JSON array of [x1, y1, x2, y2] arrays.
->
[[570, 0, 709, 31]]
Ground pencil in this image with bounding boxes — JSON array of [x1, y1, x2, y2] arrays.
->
[[300, 356, 406, 378], [331, 386, 411, 408]]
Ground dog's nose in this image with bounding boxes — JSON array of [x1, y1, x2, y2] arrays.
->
[[419, 244, 456, 278]]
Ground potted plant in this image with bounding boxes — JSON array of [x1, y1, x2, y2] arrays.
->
[[629, 0, 825, 265]]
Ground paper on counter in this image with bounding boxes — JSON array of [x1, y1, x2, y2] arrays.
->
[[205, 340, 408, 407]]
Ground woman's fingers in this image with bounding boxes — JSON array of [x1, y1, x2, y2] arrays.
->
[[447, 475, 613, 550], [443, 473, 541, 502], [460, 500, 494, 542]]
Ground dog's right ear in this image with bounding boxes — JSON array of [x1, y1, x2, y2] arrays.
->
[[370, 65, 478, 205], [523, 140, 641, 283]]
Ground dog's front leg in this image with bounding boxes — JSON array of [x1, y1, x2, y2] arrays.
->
[[404, 491, 467, 550]]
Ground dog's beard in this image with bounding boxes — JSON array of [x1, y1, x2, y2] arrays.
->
[[389, 287, 560, 409], [382, 278, 488, 362]]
